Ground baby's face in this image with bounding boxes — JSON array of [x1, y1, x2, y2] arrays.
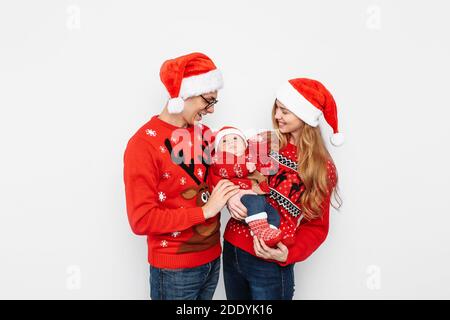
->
[[217, 134, 246, 156]]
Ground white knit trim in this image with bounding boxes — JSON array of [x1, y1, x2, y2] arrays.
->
[[214, 128, 248, 150], [276, 81, 323, 127], [245, 212, 267, 223], [179, 69, 223, 99]]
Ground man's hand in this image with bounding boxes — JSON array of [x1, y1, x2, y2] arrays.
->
[[202, 180, 240, 219]]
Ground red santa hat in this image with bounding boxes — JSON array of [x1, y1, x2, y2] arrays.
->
[[213, 126, 248, 151], [276, 78, 344, 146], [160, 52, 224, 113]]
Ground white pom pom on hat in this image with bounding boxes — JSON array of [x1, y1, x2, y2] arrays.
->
[[330, 132, 345, 147], [160, 52, 224, 114], [167, 97, 184, 114]]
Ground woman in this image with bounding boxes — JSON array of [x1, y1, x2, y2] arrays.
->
[[223, 78, 343, 300]]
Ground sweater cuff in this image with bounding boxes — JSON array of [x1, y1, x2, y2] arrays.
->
[[189, 207, 207, 226]]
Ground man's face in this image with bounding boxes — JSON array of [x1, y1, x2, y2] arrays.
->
[[183, 91, 218, 125], [217, 134, 246, 156]]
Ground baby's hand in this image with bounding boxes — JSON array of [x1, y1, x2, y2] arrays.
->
[[246, 162, 257, 173]]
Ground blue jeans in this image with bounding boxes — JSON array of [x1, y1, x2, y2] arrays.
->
[[241, 194, 280, 227], [149, 257, 220, 300], [223, 241, 294, 300]]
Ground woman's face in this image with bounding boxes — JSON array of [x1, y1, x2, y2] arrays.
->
[[274, 99, 304, 135], [183, 91, 218, 125], [217, 134, 246, 156]]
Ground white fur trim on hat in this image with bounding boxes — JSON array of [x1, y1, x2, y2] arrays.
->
[[167, 97, 185, 113], [276, 81, 323, 127], [245, 212, 267, 223], [214, 128, 248, 150], [179, 69, 224, 99], [330, 132, 345, 146]]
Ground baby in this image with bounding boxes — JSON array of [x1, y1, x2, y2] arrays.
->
[[211, 126, 283, 247]]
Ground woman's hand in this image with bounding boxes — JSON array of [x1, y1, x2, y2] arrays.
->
[[226, 189, 255, 221], [246, 171, 268, 195], [253, 236, 289, 263], [202, 180, 240, 219], [250, 179, 267, 195], [246, 162, 257, 173]]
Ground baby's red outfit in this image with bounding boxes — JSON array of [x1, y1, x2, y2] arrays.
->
[[211, 150, 282, 247], [211, 150, 272, 192]]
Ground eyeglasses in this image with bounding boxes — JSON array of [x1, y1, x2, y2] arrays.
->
[[200, 95, 218, 111]]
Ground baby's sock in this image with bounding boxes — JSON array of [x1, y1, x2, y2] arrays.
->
[[246, 213, 283, 247]]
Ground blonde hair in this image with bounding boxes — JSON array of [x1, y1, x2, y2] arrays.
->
[[271, 102, 342, 220]]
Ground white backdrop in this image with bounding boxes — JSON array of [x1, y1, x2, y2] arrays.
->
[[1, 0, 450, 299]]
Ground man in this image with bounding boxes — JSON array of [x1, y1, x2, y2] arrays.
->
[[123, 52, 239, 300]]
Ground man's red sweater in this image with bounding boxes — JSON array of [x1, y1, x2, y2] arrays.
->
[[123, 115, 220, 269]]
